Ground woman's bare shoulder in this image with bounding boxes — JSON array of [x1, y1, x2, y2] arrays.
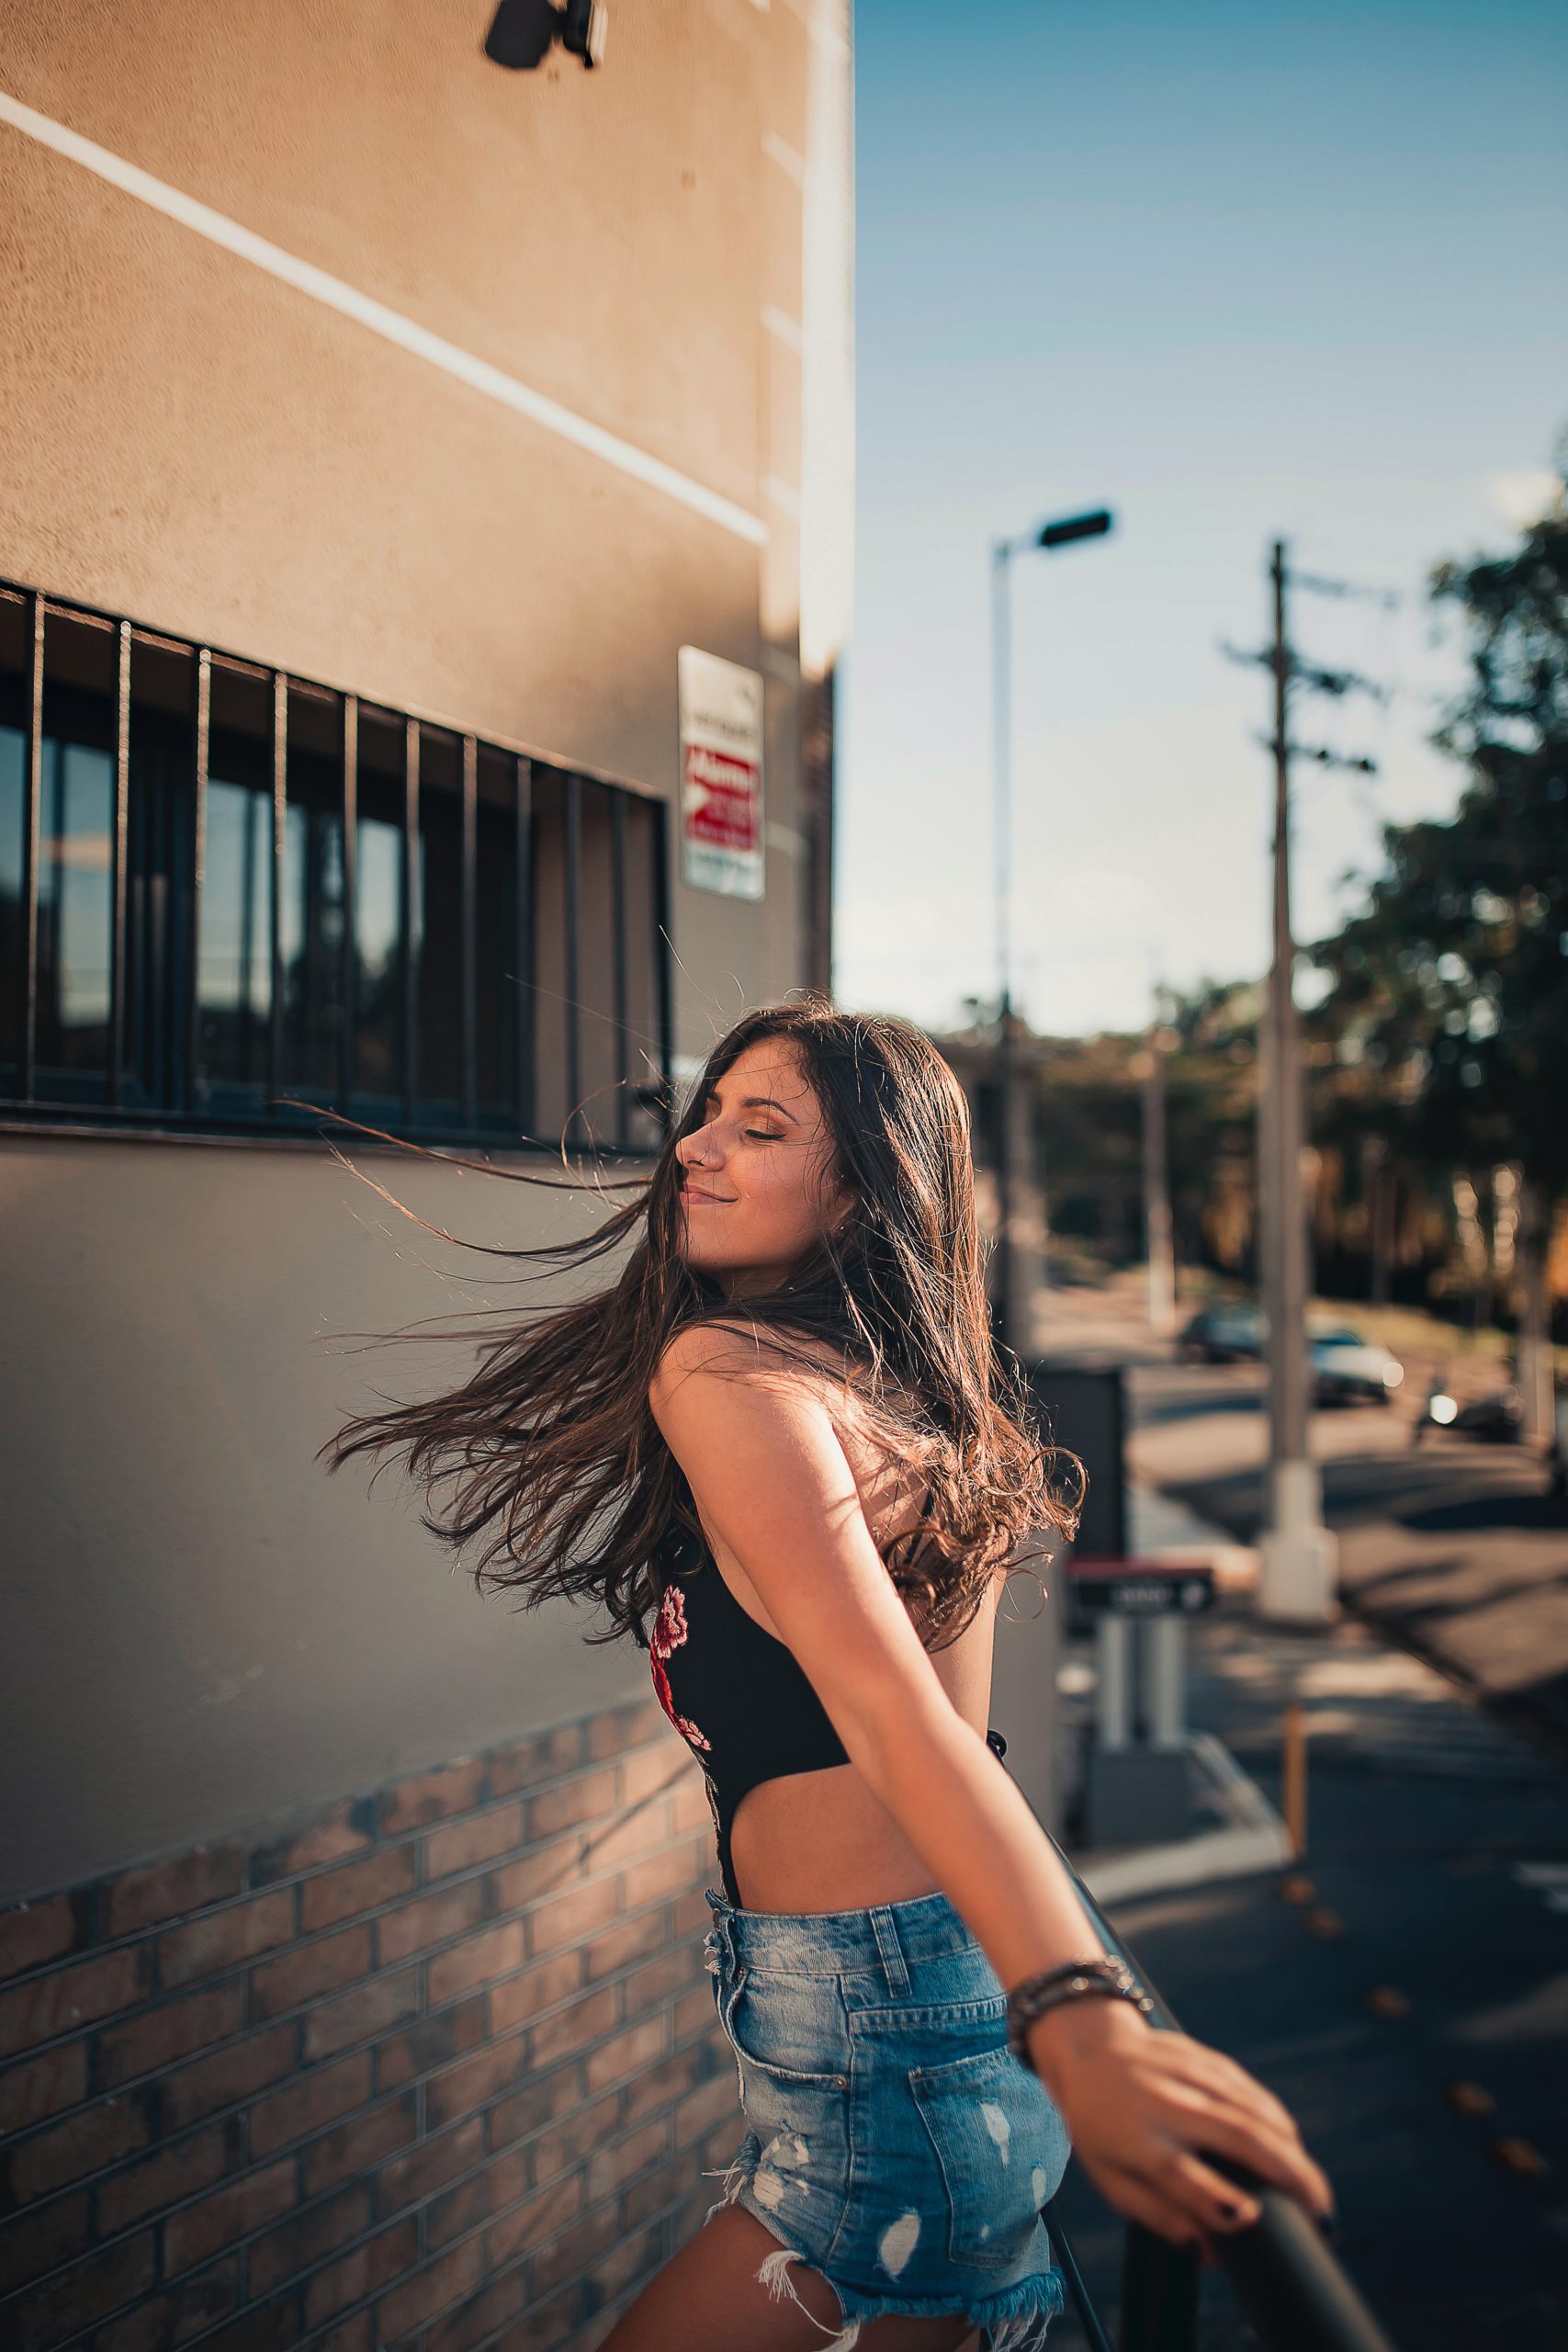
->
[[649, 1318, 848, 1411], [648, 1323, 928, 1499]]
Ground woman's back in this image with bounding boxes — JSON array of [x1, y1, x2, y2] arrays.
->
[[656, 1339, 1004, 1913]]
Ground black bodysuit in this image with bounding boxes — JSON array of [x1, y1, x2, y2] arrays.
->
[[649, 1533, 1007, 1905]]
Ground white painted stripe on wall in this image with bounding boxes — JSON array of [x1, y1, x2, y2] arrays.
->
[[0, 85, 768, 548], [783, 0, 851, 61], [761, 304, 804, 354], [761, 130, 806, 187]]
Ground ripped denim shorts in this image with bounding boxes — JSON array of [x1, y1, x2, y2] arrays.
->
[[701, 1884, 1073, 2351]]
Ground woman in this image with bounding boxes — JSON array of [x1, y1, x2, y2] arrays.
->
[[325, 1001, 1332, 2352]]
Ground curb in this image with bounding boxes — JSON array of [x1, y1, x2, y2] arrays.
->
[[1075, 1731, 1294, 1906]]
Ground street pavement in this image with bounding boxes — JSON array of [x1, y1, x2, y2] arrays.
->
[[1032, 1274, 1568, 1752], [1129, 1362, 1568, 1756], [1031, 1282, 1568, 2352]]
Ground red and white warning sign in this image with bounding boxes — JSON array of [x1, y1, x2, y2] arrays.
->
[[678, 645, 764, 900]]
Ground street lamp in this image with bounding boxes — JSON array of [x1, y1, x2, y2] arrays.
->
[[990, 507, 1114, 1353]]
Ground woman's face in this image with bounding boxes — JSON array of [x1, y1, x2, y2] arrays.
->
[[674, 1036, 853, 1295]]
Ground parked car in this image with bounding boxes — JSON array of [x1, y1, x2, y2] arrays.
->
[[1413, 1381, 1523, 1446], [1179, 1303, 1266, 1363], [1308, 1324, 1404, 1406]]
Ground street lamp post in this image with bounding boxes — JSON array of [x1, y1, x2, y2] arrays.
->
[[1143, 985, 1179, 1337], [990, 507, 1114, 1353]]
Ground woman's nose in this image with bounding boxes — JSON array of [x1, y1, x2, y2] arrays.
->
[[681, 1123, 721, 1167]]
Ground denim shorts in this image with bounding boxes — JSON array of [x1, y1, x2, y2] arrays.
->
[[702, 1884, 1073, 2350]]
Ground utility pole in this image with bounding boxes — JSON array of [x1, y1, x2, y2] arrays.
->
[[1517, 1176, 1556, 1449], [1365, 1136, 1393, 1306], [1224, 544, 1385, 1621], [1256, 542, 1337, 1622], [1143, 987, 1177, 1336]]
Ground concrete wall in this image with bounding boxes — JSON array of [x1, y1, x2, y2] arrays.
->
[[0, 1128, 653, 1905]]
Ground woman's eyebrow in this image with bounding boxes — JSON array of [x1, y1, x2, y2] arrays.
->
[[705, 1090, 801, 1125]]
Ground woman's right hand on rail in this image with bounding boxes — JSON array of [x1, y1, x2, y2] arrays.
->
[[1027, 1997, 1334, 2261]]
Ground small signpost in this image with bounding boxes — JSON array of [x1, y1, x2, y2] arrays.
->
[[678, 645, 764, 900], [1068, 1556, 1215, 1626], [1070, 1557, 1215, 1846]]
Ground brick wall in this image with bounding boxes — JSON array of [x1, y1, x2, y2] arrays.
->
[[0, 1697, 741, 2352]]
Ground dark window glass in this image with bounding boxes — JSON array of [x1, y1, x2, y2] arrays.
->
[[476, 746, 519, 1128], [200, 664, 273, 1096], [36, 616, 117, 1096], [0, 585, 668, 1144], [622, 793, 667, 1151], [577, 779, 620, 1145], [122, 639, 195, 1113], [530, 765, 571, 1144], [0, 594, 28, 1085], [415, 728, 462, 1117], [282, 685, 345, 1102], [354, 708, 407, 1112]]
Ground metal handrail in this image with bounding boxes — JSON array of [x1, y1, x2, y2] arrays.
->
[[1005, 1836, 1398, 2352]]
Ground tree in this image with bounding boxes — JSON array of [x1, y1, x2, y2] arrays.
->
[[1310, 464, 1568, 1426]]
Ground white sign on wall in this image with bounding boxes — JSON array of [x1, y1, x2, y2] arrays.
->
[[678, 645, 764, 900]]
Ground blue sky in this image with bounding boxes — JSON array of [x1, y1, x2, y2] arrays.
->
[[837, 0, 1568, 1035]]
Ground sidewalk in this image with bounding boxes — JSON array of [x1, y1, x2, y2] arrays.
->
[[1048, 1483, 1568, 2352]]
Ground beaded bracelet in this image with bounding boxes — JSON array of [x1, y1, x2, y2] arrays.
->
[[1006, 1956, 1155, 2068]]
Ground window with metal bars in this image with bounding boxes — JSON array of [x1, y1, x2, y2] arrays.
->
[[0, 582, 672, 1153]]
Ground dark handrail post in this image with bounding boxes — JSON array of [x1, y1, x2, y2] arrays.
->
[[1119, 2221, 1199, 2352], [1038, 1829, 1399, 2352], [1041, 2199, 1117, 2352]]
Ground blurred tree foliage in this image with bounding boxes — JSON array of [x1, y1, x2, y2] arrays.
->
[[1309, 493, 1568, 1215], [1033, 981, 1262, 1277]]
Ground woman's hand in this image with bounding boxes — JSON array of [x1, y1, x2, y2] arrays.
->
[[1027, 1998, 1334, 2263]]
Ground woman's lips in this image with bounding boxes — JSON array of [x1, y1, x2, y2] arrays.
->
[[681, 1187, 733, 1206]]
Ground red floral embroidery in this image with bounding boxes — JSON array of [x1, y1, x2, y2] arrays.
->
[[649, 1583, 712, 1752]]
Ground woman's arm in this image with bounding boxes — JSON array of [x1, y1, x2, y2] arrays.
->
[[650, 1326, 1334, 2254]]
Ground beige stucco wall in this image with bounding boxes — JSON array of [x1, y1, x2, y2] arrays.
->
[[0, 0, 851, 1049], [0, 1, 853, 1901]]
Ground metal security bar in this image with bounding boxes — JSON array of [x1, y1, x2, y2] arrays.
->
[[0, 575, 671, 1154]]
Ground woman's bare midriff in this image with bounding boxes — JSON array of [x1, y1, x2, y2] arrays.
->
[[701, 1352, 1003, 1915], [728, 1588, 998, 1911]]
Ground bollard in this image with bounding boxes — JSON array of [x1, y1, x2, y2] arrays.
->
[[1282, 1701, 1308, 1860], [1073, 1560, 1213, 1847]]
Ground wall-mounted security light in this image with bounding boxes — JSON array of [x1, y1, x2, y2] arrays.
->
[[484, 0, 606, 71]]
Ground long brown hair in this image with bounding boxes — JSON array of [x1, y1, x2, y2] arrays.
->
[[318, 1000, 1081, 1647]]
